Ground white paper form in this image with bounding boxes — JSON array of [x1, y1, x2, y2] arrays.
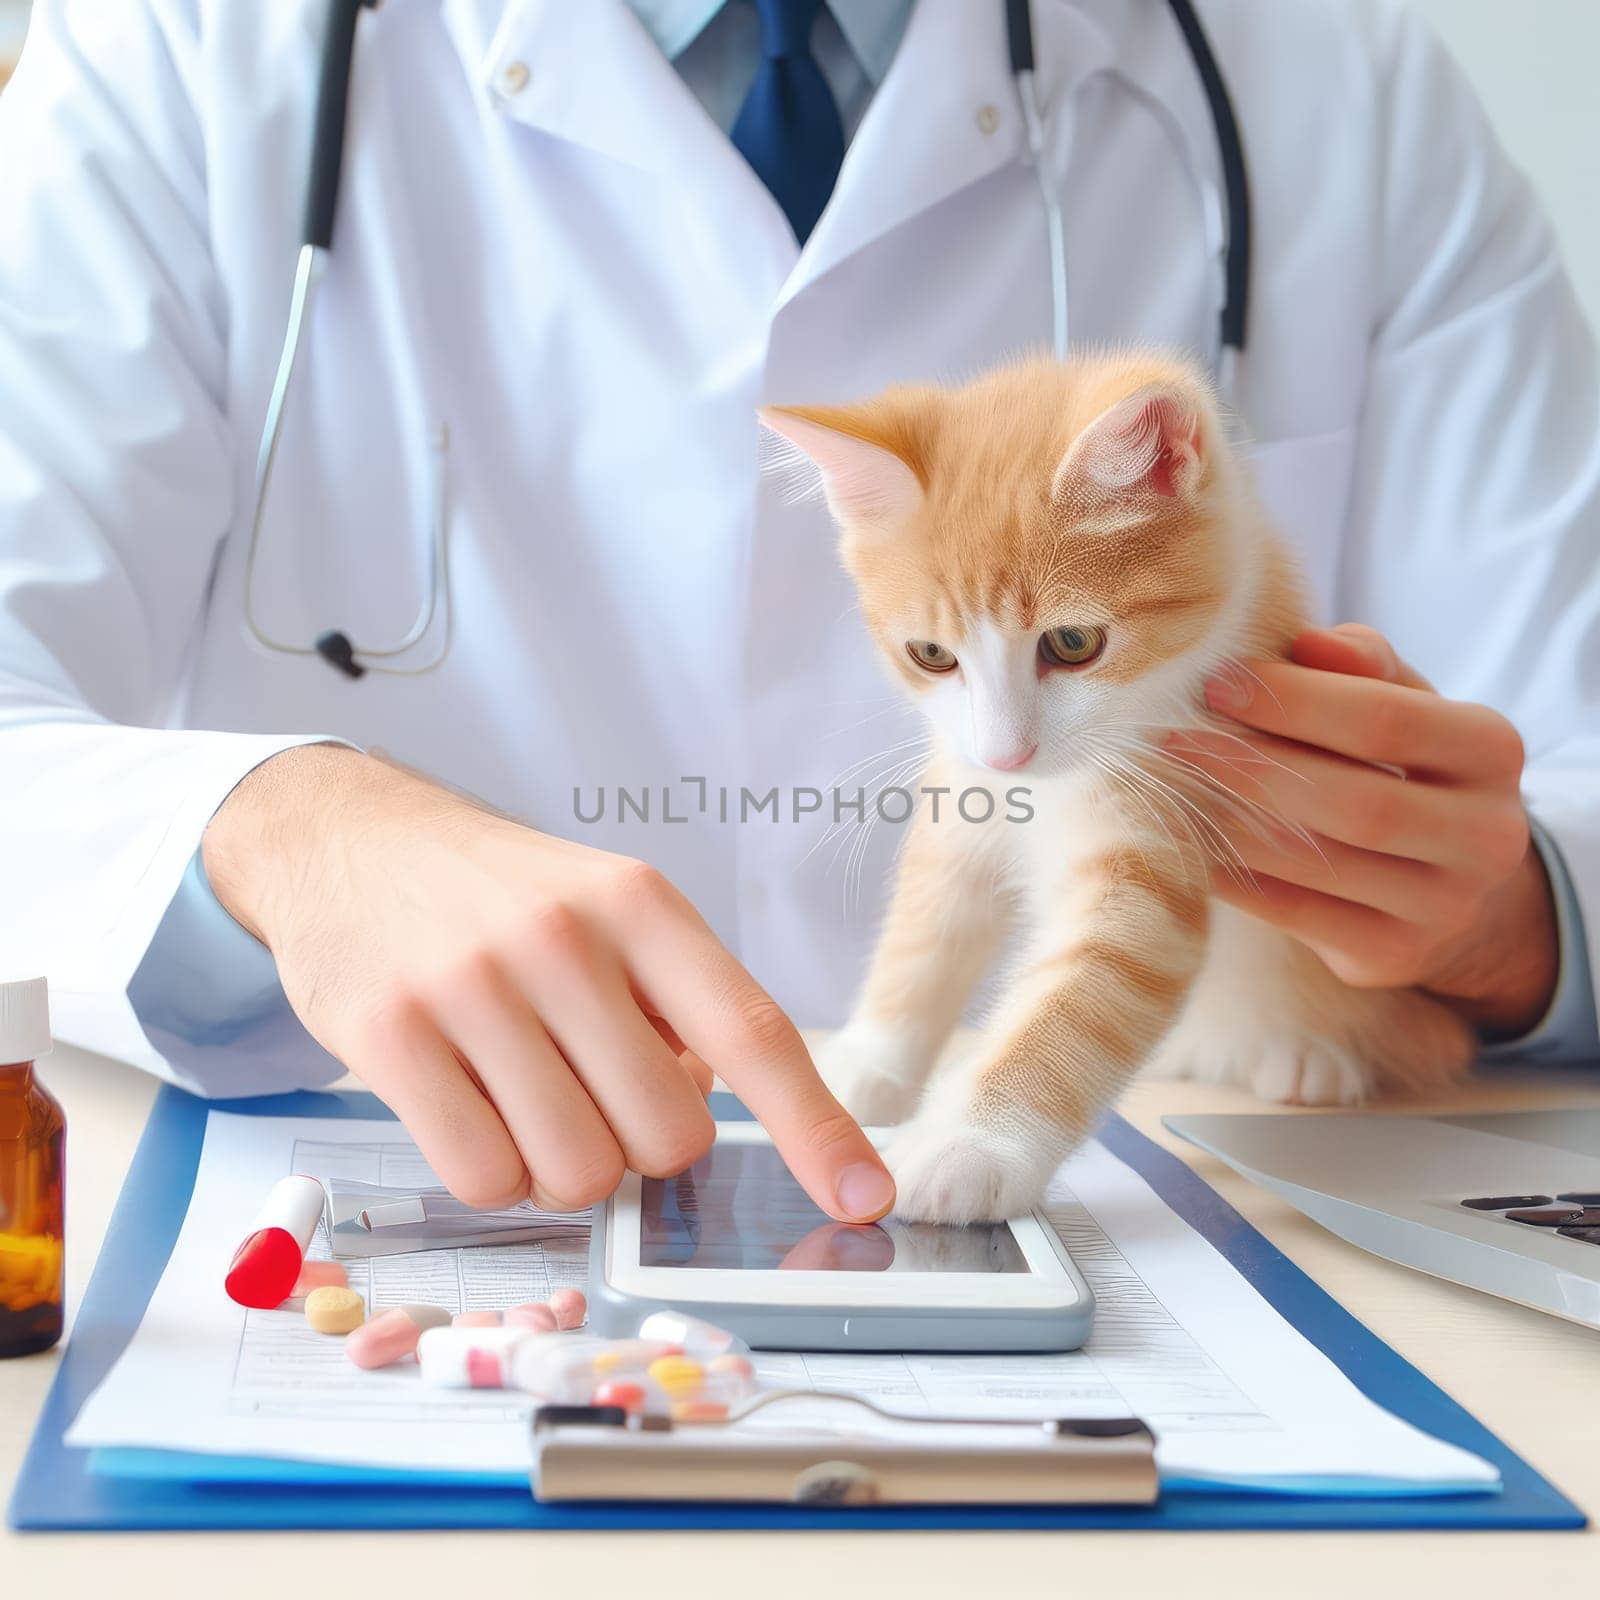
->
[[68, 1111, 1496, 1491]]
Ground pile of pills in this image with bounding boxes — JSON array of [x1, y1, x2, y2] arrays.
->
[[228, 1226, 592, 1371], [415, 1308, 759, 1421], [222, 1179, 753, 1416]]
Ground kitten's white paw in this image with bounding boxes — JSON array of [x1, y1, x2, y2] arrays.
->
[[1234, 1036, 1370, 1106], [885, 1113, 1061, 1224], [1146, 907, 1475, 1104], [813, 1024, 931, 1127]]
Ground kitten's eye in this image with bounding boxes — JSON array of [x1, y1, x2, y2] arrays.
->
[[1039, 625, 1107, 668], [906, 639, 958, 674]]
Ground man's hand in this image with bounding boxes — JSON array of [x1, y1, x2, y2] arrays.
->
[[1166, 623, 1558, 1037], [202, 746, 895, 1221]]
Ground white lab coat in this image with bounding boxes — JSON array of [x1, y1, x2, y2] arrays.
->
[[1, 0, 1597, 1093]]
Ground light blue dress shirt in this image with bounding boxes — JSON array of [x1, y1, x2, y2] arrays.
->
[[133, 0, 1598, 1065]]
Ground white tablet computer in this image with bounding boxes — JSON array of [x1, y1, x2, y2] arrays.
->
[[589, 1123, 1093, 1352]]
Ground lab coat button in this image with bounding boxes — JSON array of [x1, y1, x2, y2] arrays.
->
[[976, 104, 1000, 135], [499, 61, 530, 95]]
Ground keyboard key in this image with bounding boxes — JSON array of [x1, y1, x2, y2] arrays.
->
[[1504, 1207, 1585, 1226], [1556, 1225, 1600, 1247], [1459, 1195, 1551, 1211], [1555, 1192, 1600, 1206]]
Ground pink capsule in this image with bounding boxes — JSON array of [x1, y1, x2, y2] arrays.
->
[[504, 1302, 558, 1332], [345, 1307, 425, 1370], [291, 1259, 349, 1298], [453, 1310, 502, 1328], [548, 1287, 587, 1330]]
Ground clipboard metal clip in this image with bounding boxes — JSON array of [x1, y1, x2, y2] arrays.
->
[[529, 1393, 1159, 1508]]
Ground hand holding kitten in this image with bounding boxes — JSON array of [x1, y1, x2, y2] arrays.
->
[[1171, 621, 1557, 1037]]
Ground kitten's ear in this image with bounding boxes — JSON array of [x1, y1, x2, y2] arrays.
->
[[1051, 384, 1204, 508], [758, 405, 924, 530]]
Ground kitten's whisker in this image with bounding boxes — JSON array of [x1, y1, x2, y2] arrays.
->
[[1095, 747, 1255, 883], [1134, 744, 1330, 872], [823, 701, 917, 740], [804, 755, 925, 876], [804, 751, 928, 889], [1116, 721, 1313, 787], [822, 734, 931, 793]]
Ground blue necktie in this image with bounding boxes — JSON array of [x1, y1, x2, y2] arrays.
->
[[729, 0, 845, 245]]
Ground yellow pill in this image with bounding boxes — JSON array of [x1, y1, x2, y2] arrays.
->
[[647, 1355, 704, 1394], [304, 1285, 366, 1335]]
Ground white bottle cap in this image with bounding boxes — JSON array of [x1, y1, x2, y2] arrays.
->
[[0, 976, 51, 1063]]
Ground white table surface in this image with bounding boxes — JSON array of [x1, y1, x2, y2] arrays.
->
[[5, 1041, 1599, 1597]]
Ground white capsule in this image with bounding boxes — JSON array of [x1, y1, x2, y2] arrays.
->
[[637, 1310, 743, 1358]]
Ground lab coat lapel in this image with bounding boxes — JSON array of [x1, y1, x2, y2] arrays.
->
[[446, 0, 734, 180], [785, 0, 1118, 307]]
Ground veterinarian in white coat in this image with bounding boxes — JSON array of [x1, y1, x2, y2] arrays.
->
[[0, 0, 1595, 1213]]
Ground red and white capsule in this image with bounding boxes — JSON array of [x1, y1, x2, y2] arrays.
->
[[224, 1174, 327, 1309]]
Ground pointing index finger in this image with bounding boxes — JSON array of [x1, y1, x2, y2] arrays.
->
[[620, 914, 895, 1223]]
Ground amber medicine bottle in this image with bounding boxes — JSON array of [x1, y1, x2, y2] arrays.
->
[[0, 977, 64, 1358]]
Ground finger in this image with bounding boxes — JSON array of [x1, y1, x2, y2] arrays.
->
[[347, 1001, 530, 1209], [510, 917, 715, 1180], [1224, 824, 1459, 923], [645, 1010, 716, 1098], [609, 884, 894, 1223], [1208, 869, 1413, 979], [1199, 662, 1510, 781], [780, 1222, 897, 1271], [433, 960, 625, 1211], [680, 1050, 715, 1098], [1290, 623, 1435, 690], [1166, 727, 1500, 868]]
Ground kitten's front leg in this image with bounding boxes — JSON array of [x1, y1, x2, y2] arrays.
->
[[888, 845, 1208, 1222], [817, 797, 1012, 1126]]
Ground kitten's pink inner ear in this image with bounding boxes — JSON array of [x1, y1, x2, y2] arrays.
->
[[758, 407, 923, 528], [1052, 387, 1203, 504]]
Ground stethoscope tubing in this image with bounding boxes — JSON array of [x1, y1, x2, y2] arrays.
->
[[247, 0, 1251, 677]]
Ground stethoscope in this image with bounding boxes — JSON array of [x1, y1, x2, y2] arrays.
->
[[245, 0, 1251, 680]]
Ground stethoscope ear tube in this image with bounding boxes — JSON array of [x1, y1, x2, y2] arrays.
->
[[1161, 0, 1250, 356], [1004, 0, 1035, 73], [304, 0, 380, 252]]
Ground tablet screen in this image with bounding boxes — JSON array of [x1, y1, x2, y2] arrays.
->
[[639, 1142, 1028, 1273]]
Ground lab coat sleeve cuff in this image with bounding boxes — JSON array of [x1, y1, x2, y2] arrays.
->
[[104, 732, 358, 1100], [1478, 816, 1600, 1065]]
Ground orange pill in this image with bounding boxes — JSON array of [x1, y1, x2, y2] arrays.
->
[[345, 1307, 425, 1370], [707, 1353, 755, 1381], [548, 1287, 587, 1330], [592, 1380, 647, 1413], [290, 1259, 348, 1298], [453, 1310, 502, 1328], [671, 1399, 729, 1423]]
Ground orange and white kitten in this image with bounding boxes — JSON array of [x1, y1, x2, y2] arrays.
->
[[761, 353, 1472, 1224]]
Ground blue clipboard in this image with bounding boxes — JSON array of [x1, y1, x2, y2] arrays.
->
[[9, 1086, 1584, 1532]]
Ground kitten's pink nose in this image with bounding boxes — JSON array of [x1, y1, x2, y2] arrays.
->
[[984, 743, 1037, 772]]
